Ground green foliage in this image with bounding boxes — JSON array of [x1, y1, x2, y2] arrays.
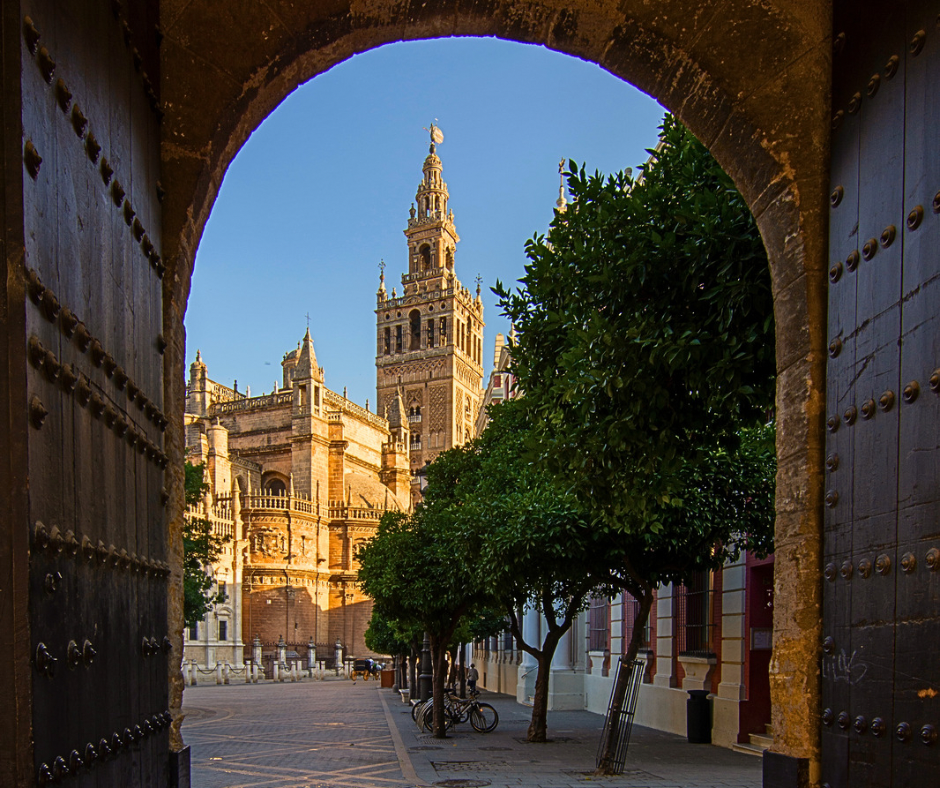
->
[[364, 607, 412, 656], [183, 462, 228, 628], [462, 399, 611, 616], [496, 114, 776, 539], [357, 493, 495, 737], [493, 114, 776, 765]]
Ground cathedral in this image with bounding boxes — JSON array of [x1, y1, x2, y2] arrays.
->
[[183, 128, 484, 669], [182, 332, 411, 669]]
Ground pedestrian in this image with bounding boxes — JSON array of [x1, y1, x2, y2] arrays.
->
[[467, 663, 479, 694]]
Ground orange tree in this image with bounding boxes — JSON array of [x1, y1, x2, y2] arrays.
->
[[356, 457, 495, 739], [495, 115, 776, 771]]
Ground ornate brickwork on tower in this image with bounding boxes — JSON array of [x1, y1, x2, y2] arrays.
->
[[376, 127, 484, 487]]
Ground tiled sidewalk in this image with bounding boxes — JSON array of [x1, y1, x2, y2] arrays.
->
[[382, 689, 762, 788], [182, 680, 762, 788]]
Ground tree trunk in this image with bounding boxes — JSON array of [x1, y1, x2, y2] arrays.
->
[[594, 590, 654, 774], [429, 634, 450, 738], [447, 646, 458, 687], [526, 631, 561, 742], [458, 643, 467, 698], [409, 643, 418, 697]]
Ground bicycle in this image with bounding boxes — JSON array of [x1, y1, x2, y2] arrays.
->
[[418, 689, 498, 733]]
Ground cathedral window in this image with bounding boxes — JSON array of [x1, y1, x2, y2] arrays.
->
[[396, 325, 403, 353], [420, 245, 431, 269], [409, 310, 422, 350], [218, 620, 228, 641], [440, 317, 447, 345], [384, 327, 391, 355], [426, 319, 435, 348]]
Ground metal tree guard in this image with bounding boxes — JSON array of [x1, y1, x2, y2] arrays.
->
[[595, 658, 645, 774]]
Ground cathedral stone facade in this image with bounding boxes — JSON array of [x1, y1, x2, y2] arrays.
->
[[376, 129, 484, 487], [182, 330, 411, 669]]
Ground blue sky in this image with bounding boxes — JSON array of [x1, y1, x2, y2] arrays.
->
[[185, 37, 665, 406]]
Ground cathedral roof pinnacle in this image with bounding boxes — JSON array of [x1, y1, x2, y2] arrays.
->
[[386, 387, 408, 430], [295, 326, 320, 380]]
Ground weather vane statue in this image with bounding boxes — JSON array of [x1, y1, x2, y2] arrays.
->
[[424, 120, 444, 150]]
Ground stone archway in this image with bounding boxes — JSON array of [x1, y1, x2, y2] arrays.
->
[[159, 1, 831, 779], [161, 0, 831, 776]]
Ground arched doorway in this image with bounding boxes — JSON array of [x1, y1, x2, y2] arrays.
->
[[160, 3, 830, 779]]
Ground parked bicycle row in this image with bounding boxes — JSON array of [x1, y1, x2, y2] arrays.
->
[[410, 688, 499, 733]]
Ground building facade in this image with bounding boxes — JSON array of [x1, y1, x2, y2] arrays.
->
[[474, 331, 518, 436], [183, 330, 411, 670], [474, 554, 775, 753], [376, 129, 484, 490]]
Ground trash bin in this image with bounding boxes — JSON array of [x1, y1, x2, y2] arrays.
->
[[380, 669, 394, 688], [686, 690, 712, 743]]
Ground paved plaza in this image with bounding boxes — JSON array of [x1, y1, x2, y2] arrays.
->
[[182, 680, 762, 788]]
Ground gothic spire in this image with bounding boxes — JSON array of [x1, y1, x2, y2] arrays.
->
[[295, 326, 322, 381]]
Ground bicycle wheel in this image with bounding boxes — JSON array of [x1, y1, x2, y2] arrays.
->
[[422, 702, 456, 733], [412, 697, 430, 723], [469, 702, 499, 733]]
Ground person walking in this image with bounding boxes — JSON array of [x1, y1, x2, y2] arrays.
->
[[467, 663, 479, 694]]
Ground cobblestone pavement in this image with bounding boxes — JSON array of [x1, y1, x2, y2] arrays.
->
[[183, 681, 763, 788], [183, 679, 407, 788]]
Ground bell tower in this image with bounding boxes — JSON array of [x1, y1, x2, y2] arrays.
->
[[375, 125, 484, 487]]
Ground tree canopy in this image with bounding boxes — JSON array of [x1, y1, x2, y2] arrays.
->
[[496, 114, 776, 539]]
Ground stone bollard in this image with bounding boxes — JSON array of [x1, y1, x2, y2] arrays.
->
[[244, 662, 252, 684], [216, 662, 223, 685], [223, 662, 230, 685], [190, 659, 198, 686], [254, 663, 260, 683], [273, 661, 279, 682], [280, 662, 287, 682], [293, 662, 300, 681]]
